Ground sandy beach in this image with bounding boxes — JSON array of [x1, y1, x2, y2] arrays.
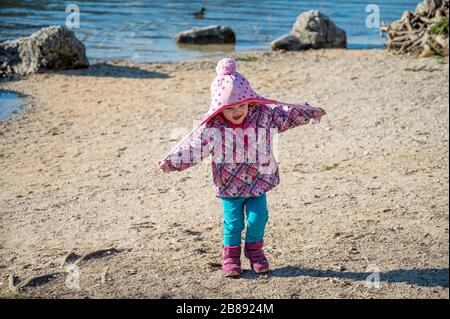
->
[[0, 49, 448, 298]]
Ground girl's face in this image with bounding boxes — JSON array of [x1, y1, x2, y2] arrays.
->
[[222, 103, 248, 125]]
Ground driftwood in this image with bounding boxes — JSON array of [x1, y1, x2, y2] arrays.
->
[[381, 0, 449, 55]]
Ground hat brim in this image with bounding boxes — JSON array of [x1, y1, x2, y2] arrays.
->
[[200, 97, 277, 126]]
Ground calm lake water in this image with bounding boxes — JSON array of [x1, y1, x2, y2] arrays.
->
[[0, 0, 419, 63]]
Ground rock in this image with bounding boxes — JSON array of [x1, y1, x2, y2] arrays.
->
[[0, 26, 89, 76], [175, 25, 236, 44], [270, 34, 304, 51], [270, 10, 346, 51], [291, 10, 347, 49]]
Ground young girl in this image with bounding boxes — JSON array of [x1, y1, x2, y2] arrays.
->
[[157, 58, 326, 277]]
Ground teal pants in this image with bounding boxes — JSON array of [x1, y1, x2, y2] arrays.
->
[[221, 193, 269, 246]]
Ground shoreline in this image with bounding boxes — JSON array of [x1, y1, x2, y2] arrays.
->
[[0, 48, 448, 298], [0, 48, 399, 135], [84, 44, 388, 65], [0, 48, 383, 121], [0, 90, 32, 122], [0, 47, 437, 127]]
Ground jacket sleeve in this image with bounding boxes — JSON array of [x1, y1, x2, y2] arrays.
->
[[164, 125, 216, 172], [269, 103, 313, 133]]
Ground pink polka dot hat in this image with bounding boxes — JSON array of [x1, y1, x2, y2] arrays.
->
[[200, 58, 277, 125], [160, 57, 323, 162]]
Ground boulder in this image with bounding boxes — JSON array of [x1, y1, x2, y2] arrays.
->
[[175, 25, 236, 44], [270, 10, 347, 51], [270, 34, 304, 51], [291, 10, 347, 49], [0, 26, 89, 76]]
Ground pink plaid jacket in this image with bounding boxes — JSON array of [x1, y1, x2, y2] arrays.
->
[[164, 103, 312, 198]]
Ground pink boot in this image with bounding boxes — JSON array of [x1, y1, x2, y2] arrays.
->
[[244, 240, 269, 273], [222, 246, 242, 277]]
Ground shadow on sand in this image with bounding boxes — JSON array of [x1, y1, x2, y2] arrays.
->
[[241, 266, 449, 288], [55, 62, 170, 79]]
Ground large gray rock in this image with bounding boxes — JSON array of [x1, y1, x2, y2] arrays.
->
[[270, 34, 304, 51], [291, 10, 347, 49], [175, 25, 236, 44], [0, 26, 89, 76]]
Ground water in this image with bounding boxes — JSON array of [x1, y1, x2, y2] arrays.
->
[[0, 90, 27, 121], [0, 0, 419, 63]]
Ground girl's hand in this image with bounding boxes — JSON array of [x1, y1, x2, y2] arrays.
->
[[157, 160, 172, 173], [309, 107, 326, 124]]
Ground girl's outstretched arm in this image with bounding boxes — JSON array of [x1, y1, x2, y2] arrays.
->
[[157, 125, 215, 173], [269, 103, 326, 133]]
